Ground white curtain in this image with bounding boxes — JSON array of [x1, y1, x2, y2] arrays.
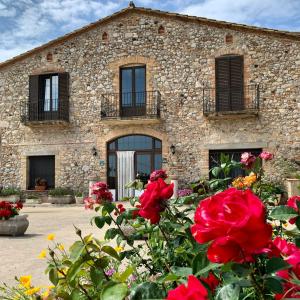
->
[[117, 151, 135, 200]]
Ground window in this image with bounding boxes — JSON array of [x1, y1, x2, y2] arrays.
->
[[120, 65, 146, 117], [41, 74, 59, 112], [215, 55, 244, 111], [28, 72, 69, 122], [209, 149, 262, 179], [107, 135, 162, 189]]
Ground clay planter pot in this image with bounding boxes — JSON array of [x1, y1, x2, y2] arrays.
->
[[75, 196, 84, 204], [35, 185, 47, 191], [285, 178, 300, 198], [0, 215, 29, 236], [49, 195, 75, 204]]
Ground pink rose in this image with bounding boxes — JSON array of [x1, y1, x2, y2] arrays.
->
[[287, 196, 300, 224], [240, 152, 256, 168], [259, 151, 274, 161]]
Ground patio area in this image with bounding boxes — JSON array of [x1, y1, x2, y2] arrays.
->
[[0, 205, 111, 287]]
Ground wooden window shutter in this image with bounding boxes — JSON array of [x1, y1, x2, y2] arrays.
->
[[58, 72, 69, 120], [29, 75, 40, 120], [215, 55, 244, 111]]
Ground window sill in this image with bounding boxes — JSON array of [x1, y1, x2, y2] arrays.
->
[[22, 119, 70, 127], [203, 109, 259, 119], [100, 116, 162, 126]]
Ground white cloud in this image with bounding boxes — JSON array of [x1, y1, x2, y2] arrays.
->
[[181, 0, 300, 30]]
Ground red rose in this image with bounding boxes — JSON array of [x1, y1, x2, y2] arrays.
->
[[191, 188, 272, 263], [200, 272, 220, 293], [15, 201, 23, 209], [259, 151, 274, 161], [240, 152, 256, 168], [272, 237, 300, 299], [149, 169, 168, 182], [287, 196, 300, 224], [0, 209, 12, 218], [138, 178, 173, 224], [167, 275, 208, 300], [84, 197, 95, 210], [91, 182, 113, 204]]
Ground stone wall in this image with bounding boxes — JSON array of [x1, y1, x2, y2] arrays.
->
[[0, 9, 299, 190]]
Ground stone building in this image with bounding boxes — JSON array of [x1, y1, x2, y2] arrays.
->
[[0, 3, 299, 199]]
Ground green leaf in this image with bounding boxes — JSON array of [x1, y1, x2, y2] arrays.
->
[[70, 289, 83, 300], [231, 263, 251, 277], [216, 284, 240, 300], [90, 267, 105, 287], [104, 228, 120, 240], [129, 282, 166, 300], [265, 277, 283, 294], [192, 252, 209, 275], [49, 268, 59, 285], [66, 257, 86, 282], [170, 267, 192, 277], [212, 167, 222, 178], [266, 257, 291, 274], [69, 241, 86, 261], [101, 245, 120, 261], [101, 282, 128, 300], [296, 216, 300, 231], [94, 216, 106, 229], [195, 263, 221, 276], [103, 202, 115, 214], [119, 266, 134, 282], [270, 206, 298, 221], [295, 237, 300, 248]]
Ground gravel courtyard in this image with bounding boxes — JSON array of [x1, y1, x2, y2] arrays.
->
[[0, 205, 112, 287]]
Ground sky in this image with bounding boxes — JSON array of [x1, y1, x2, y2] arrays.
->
[[0, 0, 300, 63]]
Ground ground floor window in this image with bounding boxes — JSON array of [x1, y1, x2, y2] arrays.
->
[[28, 156, 55, 190], [209, 148, 262, 179], [107, 135, 162, 199]]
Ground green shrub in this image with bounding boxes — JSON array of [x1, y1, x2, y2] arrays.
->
[[48, 187, 73, 196], [0, 188, 20, 196]]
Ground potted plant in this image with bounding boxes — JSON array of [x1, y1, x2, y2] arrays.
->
[[0, 201, 29, 236], [34, 178, 47, 191], [0, 187, 21, 203], [25, 194, 42, 204], [48, 188, 75, 204], [285, 172, 300, 198], [75, 191, 84, 204]]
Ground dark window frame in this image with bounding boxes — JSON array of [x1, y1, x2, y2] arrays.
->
[[107, 134, 162, 190], [39, 73, 59, 113], [119, 65, 146, 117]]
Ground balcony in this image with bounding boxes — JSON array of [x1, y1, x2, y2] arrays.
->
[[203, 84, 260, 119], [21, 99, 69, 126], [100, 91, 161, 125]]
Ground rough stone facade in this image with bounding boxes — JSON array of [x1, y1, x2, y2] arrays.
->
[[0, 6, 300, 192]]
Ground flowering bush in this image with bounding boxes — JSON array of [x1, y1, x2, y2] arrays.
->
[[0, 200, 23, 219], [2, 151, 300, 299]]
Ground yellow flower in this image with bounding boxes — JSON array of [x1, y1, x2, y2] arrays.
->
[[24, 287, 41, 296], [114, 245, 124, 253], [38, 249, 47, 259], [58, 244, 64, 251], [19, 275, 31, 289], [232, 177, 244, 189], [42, 286, 55, 298], [243, 173, 257, 187], [47, 233, 55, 241]]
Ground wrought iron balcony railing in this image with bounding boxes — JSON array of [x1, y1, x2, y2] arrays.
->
[[203, 84, 260, 115], [100, 91, 161, 119], [21, 99, 69, 124]]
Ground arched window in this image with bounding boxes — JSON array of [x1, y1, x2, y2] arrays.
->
[[215, 54, 244, 111], [107, 135, 162, 199]]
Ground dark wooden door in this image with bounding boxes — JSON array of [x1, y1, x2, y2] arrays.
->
[[29, 156, 55, 189], [215, 55, 244, 111]]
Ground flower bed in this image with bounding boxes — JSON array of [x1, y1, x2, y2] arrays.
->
[[1, 152, 300, 299]]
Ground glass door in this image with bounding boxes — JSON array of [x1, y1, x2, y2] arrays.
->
[[120, 66, 146, 117]]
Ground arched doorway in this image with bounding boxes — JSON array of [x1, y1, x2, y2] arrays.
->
[[107, 135, 162, 200]]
